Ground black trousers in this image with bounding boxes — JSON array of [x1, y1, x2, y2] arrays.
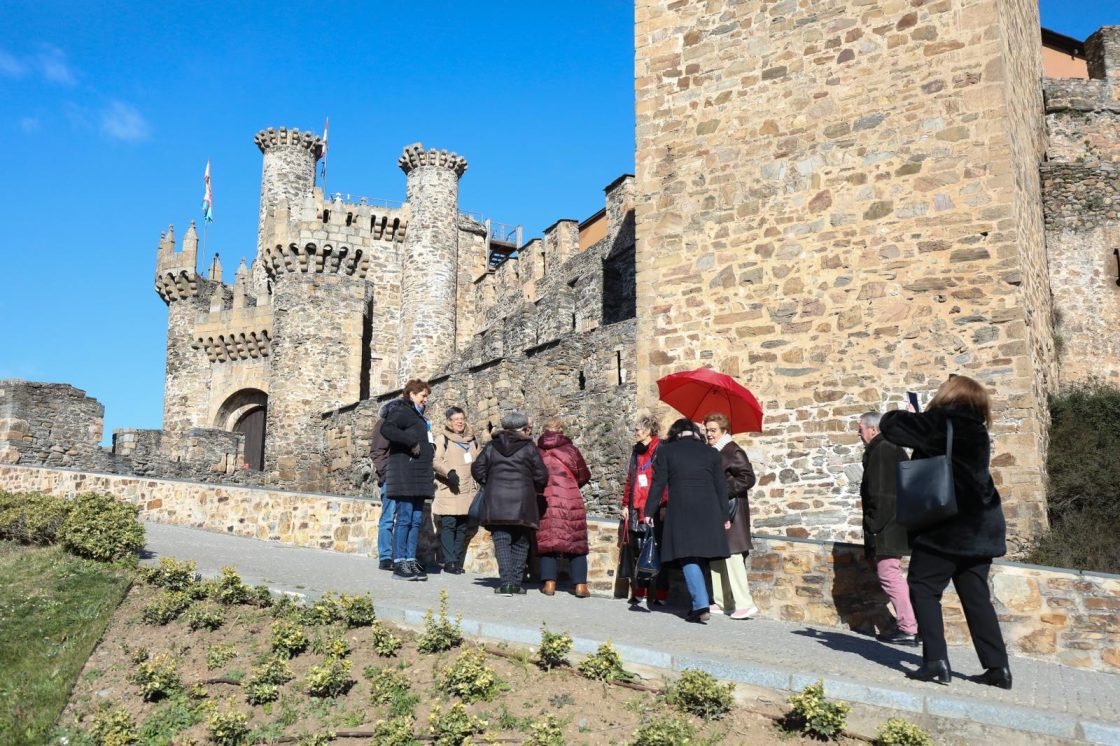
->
[[439, 515, 469, 566], [908, 546, 1008, 668], [491, 527, 532, 586]]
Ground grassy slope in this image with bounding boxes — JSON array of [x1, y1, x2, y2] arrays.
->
[[0, 542, 131, 745]]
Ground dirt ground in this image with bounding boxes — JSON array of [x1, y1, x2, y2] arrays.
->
[[57, 579, 862, 744]]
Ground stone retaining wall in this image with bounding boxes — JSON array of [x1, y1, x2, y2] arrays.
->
[[2, 463, 1116, 673]]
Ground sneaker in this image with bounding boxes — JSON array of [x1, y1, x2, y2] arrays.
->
[[877, 629, 919, 647], [378, 558, 394, 571], [685, 609, 710, 624], [392, 561, 415, 581], [652, 598, 668, 606], [709, 604, 725, 615], [495, 583, 516, 597], [729, 605, 758, 620], [407, 560, 428, 581]]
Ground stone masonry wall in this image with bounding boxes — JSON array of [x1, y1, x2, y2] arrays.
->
[[254, 127, 322, 256], [0, 381, 110, 469], [634, 0, 1054, 551], [3, 462, 1116, 673]]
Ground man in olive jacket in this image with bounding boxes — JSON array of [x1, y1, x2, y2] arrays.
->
[[859, 411, 917, 646]]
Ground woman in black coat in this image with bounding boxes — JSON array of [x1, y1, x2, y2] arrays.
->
[[643, 418, 731, 623], [471, 410, 549, 597], [879, 375, 1011, 689], [379, 379, 436, 582]]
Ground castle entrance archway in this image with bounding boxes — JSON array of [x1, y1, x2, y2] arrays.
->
[[215, 389, 268, 471]]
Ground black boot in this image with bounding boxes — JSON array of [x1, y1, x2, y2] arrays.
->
[[976, 666, 1012, 690], [906, 660, 951, 685]]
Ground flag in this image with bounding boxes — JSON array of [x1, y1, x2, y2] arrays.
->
[[320, 117, 329, 185], [201, 160, 213, 223]]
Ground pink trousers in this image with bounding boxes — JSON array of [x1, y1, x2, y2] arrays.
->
[[875, 556, 917, 635]]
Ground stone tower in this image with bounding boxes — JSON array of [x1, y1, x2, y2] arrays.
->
[[254, 127, 323, 256], [397, 143, 468, 381], [155, 222, 212, 450]]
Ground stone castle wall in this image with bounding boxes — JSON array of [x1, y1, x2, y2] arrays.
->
[[633, 0, 1054, 550], [1043, 27, 1120, 387], [0, 381, 110, 470], [4, 462, 1117, 673]]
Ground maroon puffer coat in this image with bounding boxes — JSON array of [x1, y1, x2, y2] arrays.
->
[[535, 431, 592, 555]]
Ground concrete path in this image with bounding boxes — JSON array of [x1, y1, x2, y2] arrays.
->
[[143, 522, 1120, 744]]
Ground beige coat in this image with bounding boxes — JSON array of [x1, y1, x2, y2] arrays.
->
[[432, 425, 481, 516]]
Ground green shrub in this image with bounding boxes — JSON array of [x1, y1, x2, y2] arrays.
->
[[252, 654, 295, 685], [526, 714, 566, 746], [876, 717, 933, 746], [271, 618, 309, 657], [140, 590, 192, 626], [141, 557, 198, 591], [439, 648, 503, 703], [371, 714, 420, 746], [0, 491, 69, 545], [577, 642, 635, 683], [536, 626, 573, 670], [243, 678, 279, 706], [270, 594, 304, 619], [417, 590, 463, 653], [429, 702, 486, 746], [304, 656, 355, 697], [300, 592, 344, 625], [310, 630, 351, 658], [210, 566, 253, 605], [368, 667, 411, 704], [88, 705, 138, 745], [339, 592, 376, 627], [251, 584, 274, 607], [630, 714, 694, 745], [128, 652, 181, 701], [784, 680, 850, 740], [296, 734, 335, 746], [186, 603, 225, 631], [135, 693, 205, 743], [207, 707, 251, 746], [206, 644, 237, 670], [665, 668, 734, 720], [61, 492, 144, 562], [370, 620, 403, 657]]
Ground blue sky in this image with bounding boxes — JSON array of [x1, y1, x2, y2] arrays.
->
[[0, 2, 1113, 444]]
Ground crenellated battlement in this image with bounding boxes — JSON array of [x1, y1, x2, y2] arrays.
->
[[194, 329, 272, 363], [155, 222, 203, 304], [254, 127, 324, 158], [398, 142, 468, 177], [261, 242, 370, 279]]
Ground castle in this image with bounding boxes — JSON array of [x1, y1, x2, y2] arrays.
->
[[3, 5, 1119, 556]]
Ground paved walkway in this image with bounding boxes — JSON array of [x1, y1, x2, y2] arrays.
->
[[143, 522, 1120, 744]]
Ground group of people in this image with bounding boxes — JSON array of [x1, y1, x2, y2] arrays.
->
[[371, 374, 1014, 690]]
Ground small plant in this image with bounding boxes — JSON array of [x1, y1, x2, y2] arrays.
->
[[88, 705, 138, 745], [128, 652, 181, 701], [61, 492, 145, 562], [270, 594, 304, 618], [370, 620, 403, 657], [630, 714, 695, 745], [296, 734, 335, 746], [536, 626, 573, 670], [526, 713, 566, 746], [141, 590, 192, 625], [439, 647, 503, 703], [368, 667, 411, 704], [0, 490, 69, 545], [252, 584, 275, 606], [665, 668, 734, 720], [271, 618, 310, 657], [207, 706, 251, 746], [311, 630, 352, 657], [417, 589, 463, 653], [577, 642, 635, 683], [784, 680, 851, 740], [371, 714, 420, 746], [301, 592, 344, 625], [338, 592, 376, 627], [304, 656, 355, 697], [186, 603, 225, 631], [429, 702, 487, 746], [127, 645, 150, 665], [252, 654, 295, 685], [211, 566, 253, 605], [141, 556, 199, 590], [244, 678, 279, 705], [207, 644, 237, 670], [876, 717, 934, 746]]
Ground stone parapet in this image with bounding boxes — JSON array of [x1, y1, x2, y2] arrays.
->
[[253, 127, 324, 157], [0, 381, 110, 469], [2, 463, 1117, 673], [397, 143, 468, 177], [261, 242, 371, 279]]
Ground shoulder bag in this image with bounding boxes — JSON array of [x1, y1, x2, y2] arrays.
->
[[635, 529, 661, 580], [896, 418, 958, 531]]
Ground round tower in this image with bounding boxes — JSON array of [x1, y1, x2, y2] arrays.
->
[[397, 142, 468, 381], [254, 127, 323, 257]]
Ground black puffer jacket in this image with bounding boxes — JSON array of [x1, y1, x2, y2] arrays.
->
[[471, 430, 549, 529], [879, 406, 1006, 559], [379, 398, 435, 498]]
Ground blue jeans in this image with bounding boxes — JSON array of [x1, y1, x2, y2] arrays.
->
[[377, 496, 397, 561], [393, 497, 425, 562], [680, 559, 709, 612]]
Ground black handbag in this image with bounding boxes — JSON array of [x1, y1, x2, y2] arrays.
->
[[636, 530, 661, 580], [728, 498, 739, 523], [896, 418, 958, 530], [467, 487, 486, 526]]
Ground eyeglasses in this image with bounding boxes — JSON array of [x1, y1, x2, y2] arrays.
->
[[520, 426, 532, 433], [704, 427, 720, 434]]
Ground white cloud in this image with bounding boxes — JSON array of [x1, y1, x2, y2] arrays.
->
[[100, 100, 150, 142], [37, 44, 76, 86], [18, 116, 40, 133], [0, 48, 27, 78]]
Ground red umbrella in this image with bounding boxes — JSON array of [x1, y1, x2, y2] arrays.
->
[[656, 367, 764, 434]]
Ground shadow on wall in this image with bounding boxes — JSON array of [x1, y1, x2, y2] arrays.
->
[[830, 543, 897, 636]]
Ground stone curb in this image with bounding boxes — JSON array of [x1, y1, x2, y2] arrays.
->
[[280, 586, 1117, 745]]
